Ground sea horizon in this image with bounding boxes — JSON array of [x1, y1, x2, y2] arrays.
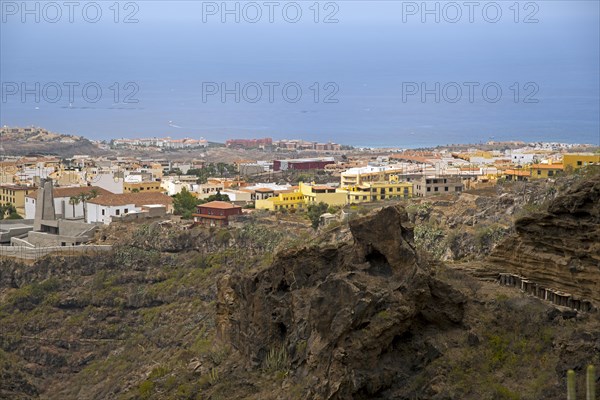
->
[[1, 1, 599, 147]]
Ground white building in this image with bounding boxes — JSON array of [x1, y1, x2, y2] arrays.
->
[[221, 189, 252, 202], [17, 166, 54, 183], [91, 173, 125, 194], [160, 175, 199, 196], [87, 201, 135, 224], [85, 192, 173, 224], [195, 183, 225, 199], [507, 150, 537, 165], [25, 186, 112, 220]]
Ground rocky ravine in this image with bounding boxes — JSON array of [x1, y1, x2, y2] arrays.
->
[[1, 184, 600, 399], [218, 205, 466, 399], [484, 173, 600, 306]]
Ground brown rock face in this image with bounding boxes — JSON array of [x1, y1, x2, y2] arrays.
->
[[487, 173, 600, 306], [217, 205, 465, 399]]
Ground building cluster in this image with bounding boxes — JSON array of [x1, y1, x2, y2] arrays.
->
[[1, 126, 49, 136], [225, 137, 341, 151], [225, 138, 273, 149], [274, 140, 342, 151], [0, 178, 173, 248], [1, 145, 598, 231], [0, 126, 80, 142], [111, 137, 208, 149]]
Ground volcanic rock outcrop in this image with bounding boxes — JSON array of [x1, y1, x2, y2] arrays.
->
[[487, 173, 600, 306], [217, 205, 466, 399]]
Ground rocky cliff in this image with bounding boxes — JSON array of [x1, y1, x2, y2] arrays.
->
[[217, 205, 466, 399], [485, 173, 600, 306], [1, 183, 600, 399]]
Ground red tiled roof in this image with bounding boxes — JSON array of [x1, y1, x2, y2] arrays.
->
[[88, 192, 173, 207], [26, 186, 111, 199], [198, 201, 241, 210], [504, 169, 530, 177], [531, 164, 564, 170]]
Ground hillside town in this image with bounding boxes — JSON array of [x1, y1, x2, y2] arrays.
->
[[2, 1, 599, 397], [1, 133, 598, 246]]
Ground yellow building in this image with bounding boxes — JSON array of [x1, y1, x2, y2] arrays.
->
[[454, 151, 494, 162], [299, 182, 347, 206], [337, 181, 413, 203], [123, 181, 163, 193], [255, 181, 413, 211], [562, 154, 600, 171], [49, 169, 86, 186], [0, 162, 17, 184], [530, 163, 564, 179], [340, 166, 407, 187], [149, 163, 164, 179], [0, 185, 34, 217], [255, 191, 305, 211], [503, 169, 530, 181]]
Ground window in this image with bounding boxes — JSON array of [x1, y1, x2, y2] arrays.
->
[[427, 187, 431, 192], [124, 208, 128, 213], [444, 187, 448, 191], [101, 209, 105, 216], [548, 171, 554, 176], [537, 170, 541, 175], [577, 161, 582, 166], [116, 209, 120, 215], [434, 187, 438, 192]]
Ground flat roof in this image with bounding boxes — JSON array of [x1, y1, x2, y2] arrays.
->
[[312, 185, 336, 191], [0, 185, 33, 190]]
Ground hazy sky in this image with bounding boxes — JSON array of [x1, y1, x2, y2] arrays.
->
[[1, 1, 599, 146]]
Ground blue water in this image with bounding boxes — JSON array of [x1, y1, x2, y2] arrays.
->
[[1, 1, 599, 147]]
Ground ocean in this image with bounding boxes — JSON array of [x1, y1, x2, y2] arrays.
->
[[1, 1, 599, 147]]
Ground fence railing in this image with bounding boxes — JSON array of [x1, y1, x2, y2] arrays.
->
[[0, 245, 112, 261]]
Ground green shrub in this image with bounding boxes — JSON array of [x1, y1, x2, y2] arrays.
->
[[138, 380, 155, 399], [8, 278, 61, 310], [263, 345, 289, 374], [493, 384, 521, 400], [149, 365, 170, 379], [414, 223, 445, 259]]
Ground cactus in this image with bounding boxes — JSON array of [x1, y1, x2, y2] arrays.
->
[[568, 369, 577, 400], [567, 365, 597, 400], [587, 365, 596, 400]]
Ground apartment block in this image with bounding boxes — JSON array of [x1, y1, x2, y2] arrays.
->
[[414, 176, 463, 197]]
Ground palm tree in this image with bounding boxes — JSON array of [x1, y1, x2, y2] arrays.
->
[[68, 196, 80, 219], [78, 189, 98, 221]]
